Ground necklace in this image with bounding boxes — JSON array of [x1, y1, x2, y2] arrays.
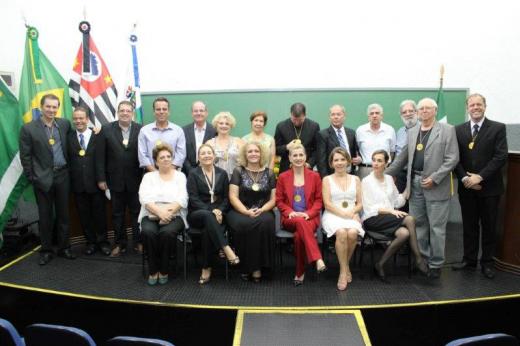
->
[[416, 127, 433, 151], [293, 122, 304, 144], [334, 173, 350, 208], [202, 166, 216, 203], [246, 167, 262, 191], [45, 122, 55, 145]]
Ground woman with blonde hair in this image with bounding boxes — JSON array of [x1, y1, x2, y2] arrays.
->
[[206, 111, 244, 179], [227, 142, 276, 282]]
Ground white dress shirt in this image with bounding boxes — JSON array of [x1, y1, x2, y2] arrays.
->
[[76, 128, 92, 148], [356, 122, 396, 164]]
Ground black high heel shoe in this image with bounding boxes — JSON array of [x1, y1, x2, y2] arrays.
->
[[293, 274, 305, 286], [374, 263, 390, 284]]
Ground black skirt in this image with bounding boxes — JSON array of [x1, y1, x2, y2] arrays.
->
[[362, 214, 404, 238]]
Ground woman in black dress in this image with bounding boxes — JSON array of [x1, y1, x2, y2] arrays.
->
[[187, 144, 240, 284], [227, 142, 276, 282]]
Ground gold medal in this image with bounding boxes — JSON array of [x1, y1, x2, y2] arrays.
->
[[79, 149, 86, 156], [155, 140, 162, 146], [252, 183, 260, 191], [294, 139, 301, 145], [49, 138, 55, 145], [468, 142, 474, 150], [342, 201, 349, 208], [416, 143, 424, 151], [122, 139, 129, 146], [294, 194, 302, 202]]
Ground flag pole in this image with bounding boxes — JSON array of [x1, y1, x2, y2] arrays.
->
[[439, 64, 444, 90], [440, 64, 455, 195]]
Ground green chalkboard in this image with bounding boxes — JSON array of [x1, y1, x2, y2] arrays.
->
[[141, 89, 468, 137]]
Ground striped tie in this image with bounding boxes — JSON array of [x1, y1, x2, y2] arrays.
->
[[336, 128, 346, 149], [79, 133, 85, 149]]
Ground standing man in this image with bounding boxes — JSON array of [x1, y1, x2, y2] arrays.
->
[[317, 104, 360, 177], [67, 107, 110, 256], [182, 100, 216, 174], [19, 94, 76, 265], [395, 100, 419, 194], [356, 103, 396, 179], [452, 93, 508, 279], [97, 101, 143, 256], [386, 98, 459, 278], [138, 97, 186, 171], [274, 102, 320, 173]]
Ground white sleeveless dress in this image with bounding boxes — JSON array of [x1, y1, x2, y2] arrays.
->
[[322, 175, 365, 238]]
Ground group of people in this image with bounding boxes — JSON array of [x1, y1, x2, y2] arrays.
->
[[19, 92, 507, 290]]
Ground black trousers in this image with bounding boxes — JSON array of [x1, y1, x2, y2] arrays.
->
[[395, 169, 409, 212], [73, 191, 108, 246], [111, 189, 140, 247], [141, 216, 184, 275], [34, 169, 70, 253], [459, 192, 500, 266], [188, 210, 229, 268]]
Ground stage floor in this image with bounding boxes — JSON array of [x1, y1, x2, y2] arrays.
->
[[0, 223, 519, 309]]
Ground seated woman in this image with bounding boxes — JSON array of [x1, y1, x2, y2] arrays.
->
[[275, 143, 326, 286], [322, 147, 364, 291], [227, 142, 276, 282], [187, 144, 240, 285], [138, 143, 188, 285], [206, 111, 245, 179], [242, 111, 276, 170], [361, 149, 429, 282]]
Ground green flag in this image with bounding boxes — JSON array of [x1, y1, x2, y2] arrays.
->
[[0, 79, 29, 245], [436, 79, 447, 124], [19, 26, 73, 123]]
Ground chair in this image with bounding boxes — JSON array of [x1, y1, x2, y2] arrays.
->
[[24, 323, 95, 346], [445, 333, 519, 346], [181, 227, 229, 281], [0, 318, 25, 346], [106, 336, 174, 345], [358, 230, 412, 279]]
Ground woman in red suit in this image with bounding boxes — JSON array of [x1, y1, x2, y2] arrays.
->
[[276, 143, 327, 286]]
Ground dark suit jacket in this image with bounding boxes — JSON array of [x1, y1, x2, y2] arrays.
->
[[317, 125, 358, 177], [19, 117, 71, 192], [67, 130, 101, 194], [274, 118, 320, 173], [96, 121, 142, 193], [275, 168, 323, 225], [182, 121, 217, 174], [187, 166, 230, 213], [454, 118, 508, 197]]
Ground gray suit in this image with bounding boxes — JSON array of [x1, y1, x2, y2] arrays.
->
[[387, 121, 459, 268]]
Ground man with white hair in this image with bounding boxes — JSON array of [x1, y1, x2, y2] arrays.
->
[[386, 98, 459, 278], [355, 103, 396, 179]]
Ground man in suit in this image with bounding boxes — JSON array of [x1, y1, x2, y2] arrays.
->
[[182, 101, 216, 174], [356, 103, 396, 179], [96, 101, 143, 256], [19, 94, 76, 265], [452, 93, 508, 279], [317, 104, 360, 177], [138, 97, 186, 171], [274, 102, 320, 173], [386, 98, 459, 278], [67, 107, 110, 256]]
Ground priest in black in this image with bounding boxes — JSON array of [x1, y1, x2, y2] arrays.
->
[[274, 102, 320, 173]]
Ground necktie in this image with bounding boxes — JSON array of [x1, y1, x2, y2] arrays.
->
[[336, 128, 346, 149], [79, 133, 85, 149], [472, 124, 479, 138]]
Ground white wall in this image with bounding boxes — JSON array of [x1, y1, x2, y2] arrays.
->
[[1, 0, 519, 123]]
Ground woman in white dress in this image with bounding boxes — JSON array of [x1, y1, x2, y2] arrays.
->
[[206, 111, 245, 179], [322, 147, 364, 291], [362, 149, 429, 282], [242, 111, 276, 170]]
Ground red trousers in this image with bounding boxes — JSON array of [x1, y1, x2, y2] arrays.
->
[[282, 217, 322, 276]]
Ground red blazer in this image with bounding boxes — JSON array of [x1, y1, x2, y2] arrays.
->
[[275, 168, 323, 223]]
